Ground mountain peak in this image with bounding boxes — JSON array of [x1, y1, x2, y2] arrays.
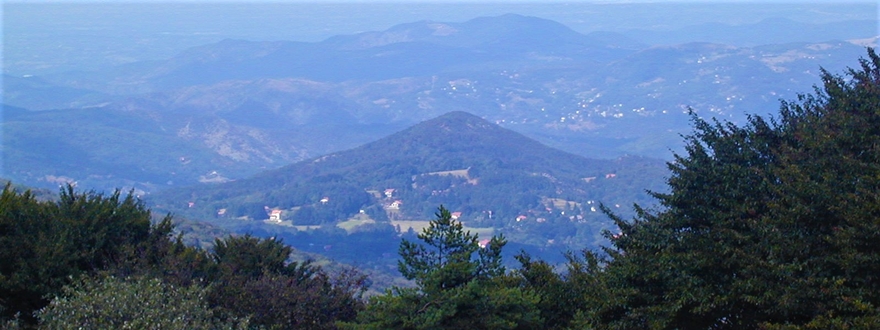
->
[[324, 13, 591, 50], [414, 111, 494, 131], [364, 111, 541, 157]]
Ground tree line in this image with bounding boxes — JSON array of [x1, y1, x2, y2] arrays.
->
[[0, 184, 366, 329], [3, 49, 879, 329]]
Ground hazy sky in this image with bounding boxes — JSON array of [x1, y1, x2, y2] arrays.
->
[[3, 1, 878, 75]]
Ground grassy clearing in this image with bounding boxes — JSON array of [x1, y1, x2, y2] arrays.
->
[[467, 227, 495, 238], [293, 225, 322, 231], [544, 197, 580, 209], [337, 218, 376, 232], [391, 220, 433, 233], [425, 168, 470, 179], [391, 220, 495, 238]]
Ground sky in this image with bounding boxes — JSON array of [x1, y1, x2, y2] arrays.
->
[[2, 0, 878, 75]]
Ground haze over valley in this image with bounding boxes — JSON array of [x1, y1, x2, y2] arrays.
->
[[2, 0, 878, 260], [6, 2, 880, 327]]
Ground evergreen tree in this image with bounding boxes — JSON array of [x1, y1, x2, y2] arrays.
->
[[510, 249, 618, 330], [345, 206, 541, 329], [577, 48, 880, 328]]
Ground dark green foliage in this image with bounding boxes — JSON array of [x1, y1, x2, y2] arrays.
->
[[207, 235, 367, 329], [109, 213, 217, 288], [211, 235, 304, 278], [209, 270, 364, 330], [397, 207, 505, 290], [507, 249, 613, 330], [513, 253, 577, 329], [345, 206, 541, 329], [0, 184, 368, 329], [577, 48, 880, 328], [0, 184, 160, 324]]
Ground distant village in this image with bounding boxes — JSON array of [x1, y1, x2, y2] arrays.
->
[[195, 170, 623, 229]]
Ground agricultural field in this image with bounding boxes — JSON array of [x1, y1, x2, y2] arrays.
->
[[392, 220, 494, 239]]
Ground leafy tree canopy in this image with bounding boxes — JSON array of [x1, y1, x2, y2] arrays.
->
[[0, 184, 367, 329], [36, 276, 248, 330], [0, 183, 166, 324], [207, 234, 366, 329]]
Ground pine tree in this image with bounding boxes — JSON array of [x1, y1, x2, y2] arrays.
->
[[345, 206, 541, 329]]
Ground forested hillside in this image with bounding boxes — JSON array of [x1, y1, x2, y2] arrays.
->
[[149, 111, 667, 255]]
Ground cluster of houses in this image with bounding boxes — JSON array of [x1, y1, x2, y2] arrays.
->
[[223, 187, 408, 224], [206, 179, 630, 226], [383, 189, 404, 210]]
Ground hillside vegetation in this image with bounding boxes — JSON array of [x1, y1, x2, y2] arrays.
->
[[149, 111, 667, 254]]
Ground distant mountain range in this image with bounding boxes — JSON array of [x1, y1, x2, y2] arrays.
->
[[623, 17, 878, 47], [2, 14, 876, 193], [27, 14, 637, 93]]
